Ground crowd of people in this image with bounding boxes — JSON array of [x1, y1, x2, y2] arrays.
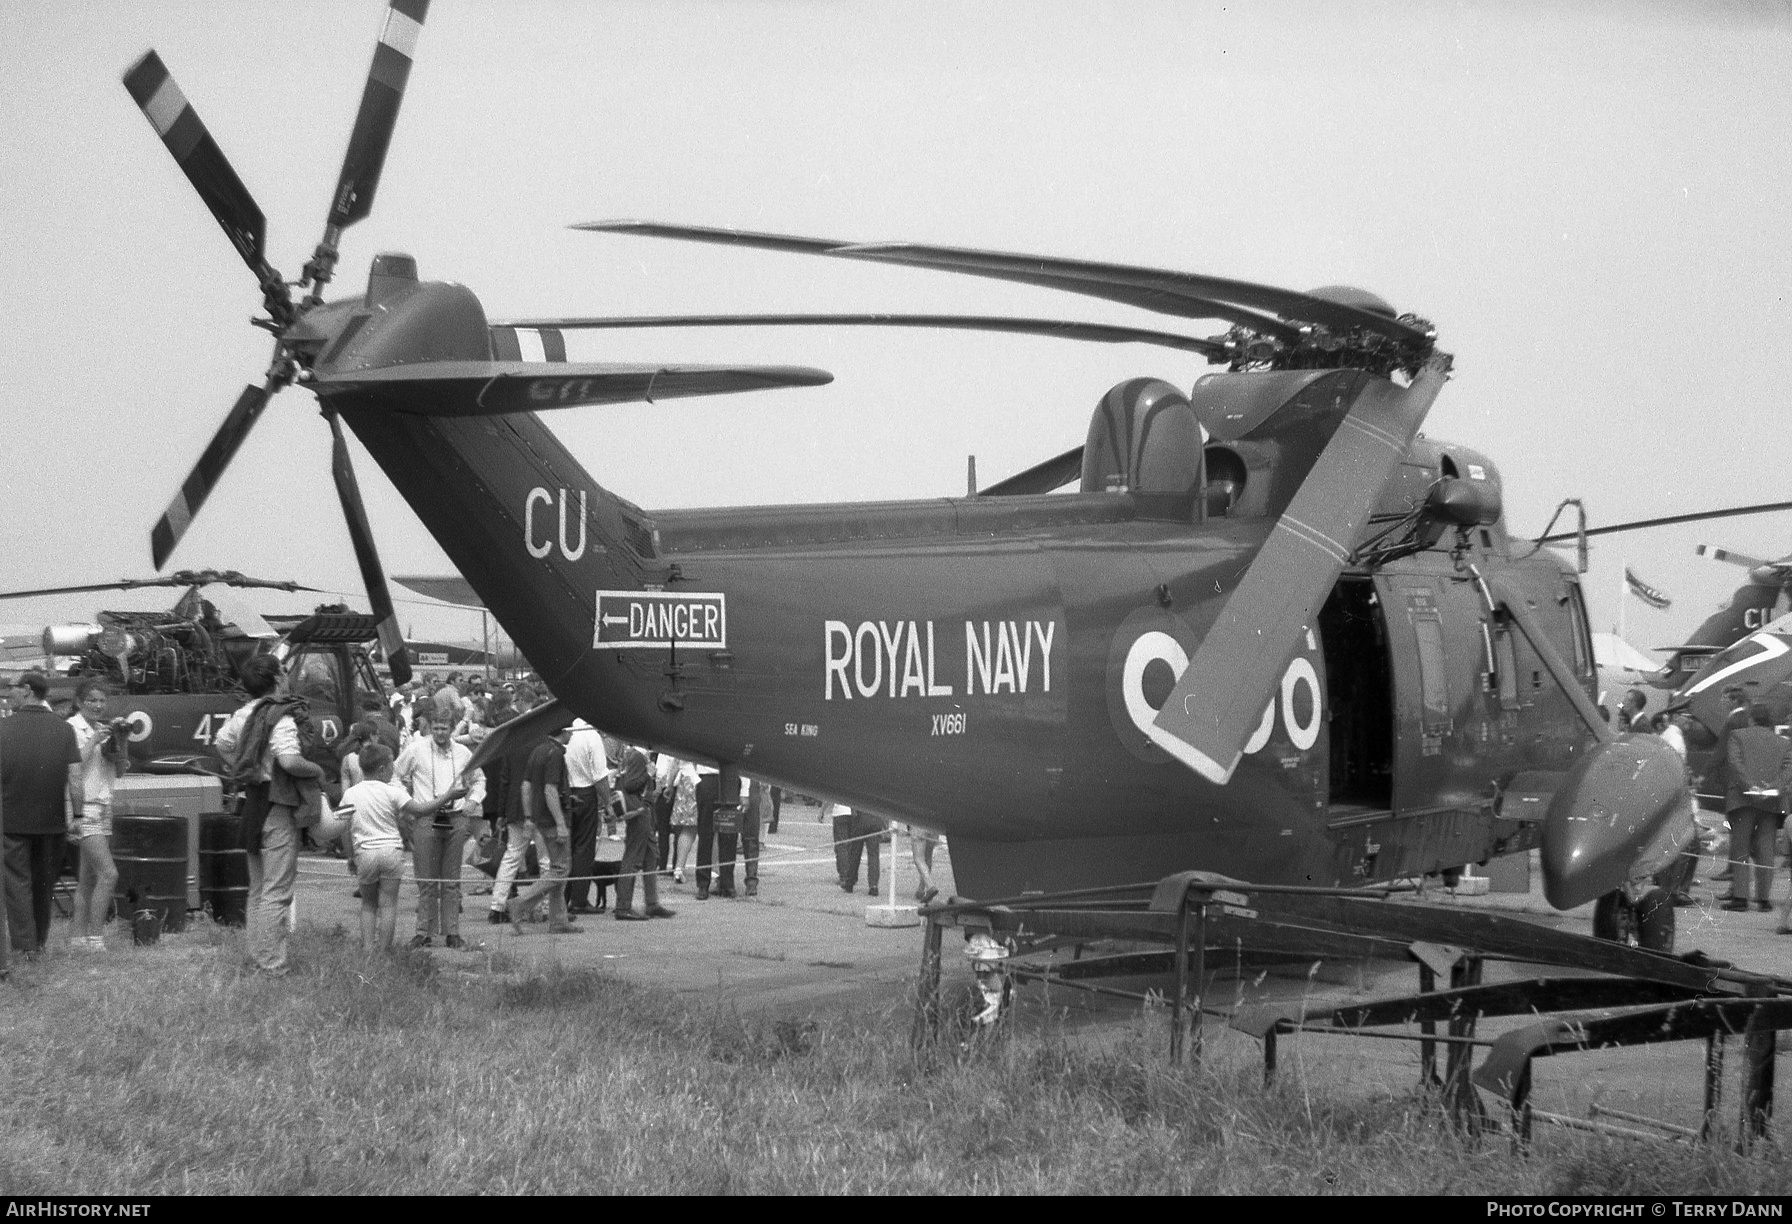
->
[[1613, 685, 1792, 930], [46, 659, 1792, 957]]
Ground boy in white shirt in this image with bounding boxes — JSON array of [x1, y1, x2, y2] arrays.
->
[[334, 744, 465, 952]]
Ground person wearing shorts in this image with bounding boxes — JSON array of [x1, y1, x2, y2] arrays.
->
[[333, 744, 465, 953], [68, 680, 125, 950]]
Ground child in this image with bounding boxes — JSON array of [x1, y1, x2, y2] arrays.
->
[[334, 743, 465, 952]]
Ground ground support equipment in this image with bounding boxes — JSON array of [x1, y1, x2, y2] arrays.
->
[[913, 871, 1792, 1143]]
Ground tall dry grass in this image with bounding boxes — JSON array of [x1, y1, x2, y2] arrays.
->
[[1, 924, 1787, 1195]]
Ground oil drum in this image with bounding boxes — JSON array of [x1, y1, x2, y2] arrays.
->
[[112, 813, 188, 935], [199, 810, 249, 926]]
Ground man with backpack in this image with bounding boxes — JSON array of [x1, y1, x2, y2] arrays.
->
[[610, 737, 674, 921], [215, 655, 326, 975]]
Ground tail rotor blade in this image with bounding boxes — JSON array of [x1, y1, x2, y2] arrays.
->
[[151, 382, 275, 569], [327, 0, 428, 231], [123, 51, 269, 278], [1149, 354, 1454, 783], [326, 412, 412, 685]]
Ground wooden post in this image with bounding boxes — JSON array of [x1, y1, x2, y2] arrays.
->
[[1702, 1032, 1724, 1144], [1262, 1023, 1279, 1086], [1189, 896, 1207, 1066], [1418, 962, 1437, 1088], [912, 913, 944, 1051], [1741, 984, 1776, 1146], [1446, 954, 1485, 1135], [1170, 896, 1190, 1064], [1507, 1058, 1533, 1152]]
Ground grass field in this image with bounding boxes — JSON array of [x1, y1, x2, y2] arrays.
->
[[2, 923, 1788, 1196]]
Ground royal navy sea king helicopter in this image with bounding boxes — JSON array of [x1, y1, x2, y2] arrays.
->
[[126, 1, 1696, 944]]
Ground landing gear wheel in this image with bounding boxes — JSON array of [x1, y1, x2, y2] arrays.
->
[[1634, 887, 1675, 953], [1591, 888, 1675, 953], [1592, 890, 1632, 944]]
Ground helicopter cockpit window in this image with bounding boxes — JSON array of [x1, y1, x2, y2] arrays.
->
[[1563, 583, 1593, 678], [289, 650, 342, 711]]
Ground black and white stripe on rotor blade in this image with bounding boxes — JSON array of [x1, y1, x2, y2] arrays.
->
[[314, 361, 833, 416], [150, 382, 275, 570], [327, 0, 428, 230], [122, 51, 269, 277], [1149, 352, 1453, 784]]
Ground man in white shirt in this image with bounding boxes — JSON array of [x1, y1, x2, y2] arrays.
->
[[394, 715, 487, 949], [563, 720, 610, 914]]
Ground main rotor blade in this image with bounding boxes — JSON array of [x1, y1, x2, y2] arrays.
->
[[123, 51, 270, 277], [1538, 500, 1792, 543], [842, 244, 1426, 347], [328, 0, 428, 230], [151, 381, 277, 569], [315, 360, 832, 416], [979, 446, 1085, 497], [572, 219, 846, 256], [492, 314, 1228, 358], [577, 220, 1301, 341], [0, 571, 321, 601], [326, 412, 411, 686], [1151, 354, 1453, 783]]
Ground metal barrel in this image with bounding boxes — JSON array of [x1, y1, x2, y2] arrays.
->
[[198, 810, 248, 926], [112, 813, 188, 935]]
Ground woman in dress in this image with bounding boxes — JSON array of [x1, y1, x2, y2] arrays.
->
[[666, 757, 700, 884]]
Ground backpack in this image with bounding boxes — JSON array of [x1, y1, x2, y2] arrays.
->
[[226, 696, 320, 790], [615, 746, 651, 795]]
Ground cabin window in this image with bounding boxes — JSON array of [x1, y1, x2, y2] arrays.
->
[[1413, 617, 1450, 722], [1494, 629, 1520, 710], [289, 650, 342, 712]]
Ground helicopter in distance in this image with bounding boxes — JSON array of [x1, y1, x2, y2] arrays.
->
[[125, 0, 1700, 948], [0, 570, 390, 777]]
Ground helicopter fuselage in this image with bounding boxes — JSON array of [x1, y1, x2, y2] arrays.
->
[[327, 278, 1599, 898]]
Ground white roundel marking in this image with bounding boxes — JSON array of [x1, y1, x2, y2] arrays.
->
[[1281, 657, 1321, 751], [1122, 631, 1187, 736], [126, 711, 153, 743], [1242, 699, 1276, 755], [319, 717, 341, 743], [1121, 629, 1324, 760]]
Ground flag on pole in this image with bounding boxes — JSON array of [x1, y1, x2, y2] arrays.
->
[[1624, 567, 1671, 611]]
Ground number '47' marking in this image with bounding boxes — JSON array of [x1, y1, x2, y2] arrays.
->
[[192, 713, 225, 746]]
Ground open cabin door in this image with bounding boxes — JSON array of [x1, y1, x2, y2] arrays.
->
[[1319, 577, 1393, 812]]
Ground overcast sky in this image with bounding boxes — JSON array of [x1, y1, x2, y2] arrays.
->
[[2, 1, 1787, 653]]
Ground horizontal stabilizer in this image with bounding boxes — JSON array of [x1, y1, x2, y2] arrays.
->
[[394, 574, 482, 608], [315, 360, 833, 415]]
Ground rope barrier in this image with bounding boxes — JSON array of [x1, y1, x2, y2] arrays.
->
[[294, 827, 914, 885]]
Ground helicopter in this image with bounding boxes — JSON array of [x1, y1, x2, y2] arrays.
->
[[0, 570, 388, 777], [1534, 500, 1792, 692], [125, 0, 1696, 944]]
